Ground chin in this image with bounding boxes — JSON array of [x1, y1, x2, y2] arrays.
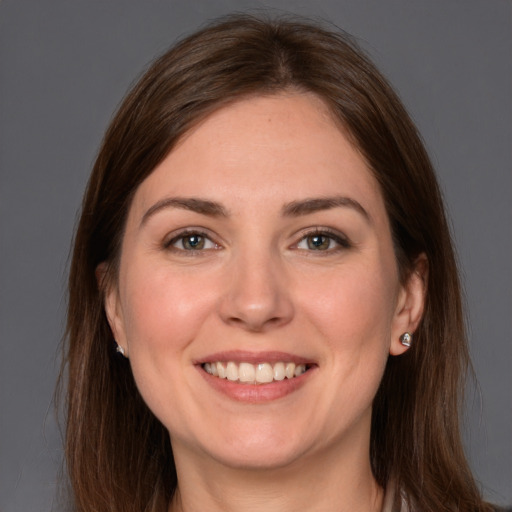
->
[[209, 442, 308, 471], [192, 422, 315, 471]]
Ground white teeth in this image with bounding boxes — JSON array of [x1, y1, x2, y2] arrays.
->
[[226, 362, 238, 381], [294, 364, 306, 377], [203, 361, 309, 383], [273, 362, 285, 381], [285, 362, 296, 379], [216, 362, 227, 379], [256, 363, 274, 383], [239, 362, 255, 382]]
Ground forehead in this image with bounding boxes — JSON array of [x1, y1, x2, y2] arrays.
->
[[129, 92, 386, 223]]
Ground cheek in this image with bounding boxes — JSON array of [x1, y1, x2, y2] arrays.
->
[[118, 265, 220, 426], [119, 265, 221, 394], [301, 258, 397, 406], [286, 258, 399, 440], [302, 260, 398, 349], [120, 264, 218, 369]]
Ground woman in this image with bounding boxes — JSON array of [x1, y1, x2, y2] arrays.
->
[[64, 14, 495, 512]]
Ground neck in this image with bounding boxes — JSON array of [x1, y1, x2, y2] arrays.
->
[[168, 428, 383, 512]]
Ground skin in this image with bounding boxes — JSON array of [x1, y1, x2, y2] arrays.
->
[[104, 93, 426, 512]]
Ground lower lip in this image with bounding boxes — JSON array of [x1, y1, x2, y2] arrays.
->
[[197, 366, 315, 403]]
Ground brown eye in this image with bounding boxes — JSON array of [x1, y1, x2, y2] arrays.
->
[[181, 234, 205, 250], [307, 234, 331, 250], [296, 230, 351, 252], [167, 232, 217, 251]]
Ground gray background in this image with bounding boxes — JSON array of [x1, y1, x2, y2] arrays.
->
[[1, 1, 510, 510]]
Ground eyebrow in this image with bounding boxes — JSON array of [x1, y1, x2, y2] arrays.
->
[[140, 194, 371, 227], [140, 197, 229, 227], [282, 196, 371, 222]]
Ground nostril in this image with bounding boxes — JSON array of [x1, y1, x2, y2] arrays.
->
[[228, 314, 288, 332], [218, 268, 294, 331]]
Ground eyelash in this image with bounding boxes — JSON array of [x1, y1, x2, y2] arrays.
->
[[164, 227, 351, 255], [294, 228, 351, 253], [164, 229, 219, 253]]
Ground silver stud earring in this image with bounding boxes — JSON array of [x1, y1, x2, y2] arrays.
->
[[116, 344, 126, 357], [400, 332, 412, 347]]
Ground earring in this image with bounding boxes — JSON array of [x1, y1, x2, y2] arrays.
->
[[116, 344, 126, 357], [400, 332, 412, 347]]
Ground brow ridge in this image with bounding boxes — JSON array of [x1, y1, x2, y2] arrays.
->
[[282, 196, 370, 221], [141, 197, 228, 227], [141, 195, 370, 227]]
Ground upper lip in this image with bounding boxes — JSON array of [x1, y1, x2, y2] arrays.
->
[[194, 350, 315, 365]]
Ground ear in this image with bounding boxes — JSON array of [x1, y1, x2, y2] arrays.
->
[[96, 262, 128, 356], [389, 254, 428, 356]]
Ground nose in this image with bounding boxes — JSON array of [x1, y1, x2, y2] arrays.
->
[[218, 249, 294, 332]]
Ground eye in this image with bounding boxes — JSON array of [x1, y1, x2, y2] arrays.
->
[[295, 230, 350, 252], [166, 231, 218, 252]]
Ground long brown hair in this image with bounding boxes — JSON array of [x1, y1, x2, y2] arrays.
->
[[63, 14, 492, 512]]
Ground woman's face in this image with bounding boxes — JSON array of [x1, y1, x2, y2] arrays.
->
[[105, 93, 423, 471]]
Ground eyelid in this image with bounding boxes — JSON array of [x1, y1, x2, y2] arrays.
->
[[292, 227, 351, 251], [163, 227, 222, 252]]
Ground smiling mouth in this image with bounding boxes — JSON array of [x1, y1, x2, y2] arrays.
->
[[202, 361, 312, 384]]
